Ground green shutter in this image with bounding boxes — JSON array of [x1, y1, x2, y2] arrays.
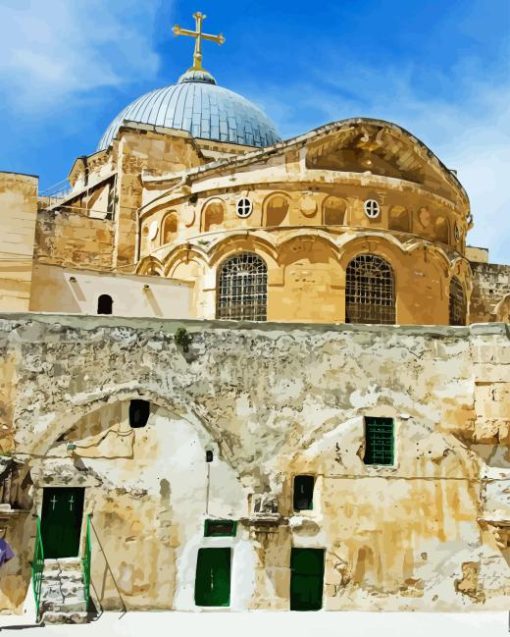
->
[[364, 417, 394, 465]]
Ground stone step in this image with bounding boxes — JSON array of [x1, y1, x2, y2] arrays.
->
[[42, 610, 90, 624], [41, 599, 88, 614], [43, 558, 82, 573]]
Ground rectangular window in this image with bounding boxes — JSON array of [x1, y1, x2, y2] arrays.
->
[[204, 519, 237, 537], [364, 417, 394, 465], [293, 475, 315, 511]]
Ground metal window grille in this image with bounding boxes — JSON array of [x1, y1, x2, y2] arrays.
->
[[236, 198, 253, 218], [216, 253, 267, 321], [364, 417, 394, 465], [449, 277, 466, 326], [345, 254, 396, 325], [364, 199, 380, 219]]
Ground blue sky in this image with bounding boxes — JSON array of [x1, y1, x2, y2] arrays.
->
[[0, 0, 509, 260]]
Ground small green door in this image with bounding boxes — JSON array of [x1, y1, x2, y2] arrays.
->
[[41, 487, 85, 559], [290, 548, 324, 611], [194, 547, 231, 607]]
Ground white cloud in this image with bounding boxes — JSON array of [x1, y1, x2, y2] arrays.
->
[[0, 0, 166, 109]]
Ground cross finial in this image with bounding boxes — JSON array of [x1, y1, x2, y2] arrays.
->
[[172, 12, 225, 72]]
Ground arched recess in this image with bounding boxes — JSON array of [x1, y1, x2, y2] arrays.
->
[[434, 216, 450, 245], [202, 199, 225, 232], [264, 193, 290, 227], [345, 254, 396, 325], [161, 212, 179, 245], [136, 256, 164, 276], [323, 196, 346, 226], [449, 276, 466, 326], [216, 253, 268, 321], [389, 206, 410, 232]]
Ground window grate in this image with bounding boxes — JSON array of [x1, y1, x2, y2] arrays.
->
[[345, 254, 395, 325], [364, 417, 394, 465], [449, 277, 466, 326], [216, 253, 267, 321]]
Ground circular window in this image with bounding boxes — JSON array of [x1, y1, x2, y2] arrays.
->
[[237, 198, 253, 218], [364, 199, 380, 219]]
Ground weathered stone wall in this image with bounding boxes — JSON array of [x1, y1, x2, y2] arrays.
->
[[0, 316, 508, 613], [0, 172, 38, 311], [34, 208, 115, 271], [470, 262, 510, 323]]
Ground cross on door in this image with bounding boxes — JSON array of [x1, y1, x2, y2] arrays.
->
[[68, 495, 74, 511], [50, 495, 57, 511]]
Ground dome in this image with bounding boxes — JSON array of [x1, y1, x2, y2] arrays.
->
[[97, 70, 281, 151]]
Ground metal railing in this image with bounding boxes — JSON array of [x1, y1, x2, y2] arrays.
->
[[32, 517, 44, 622], [82, 514, 92, 611]]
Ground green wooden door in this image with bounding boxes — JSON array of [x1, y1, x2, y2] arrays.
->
[[290, 548, 324, 611], [194, 547, 231, 607], [41, 487, 85, 559]]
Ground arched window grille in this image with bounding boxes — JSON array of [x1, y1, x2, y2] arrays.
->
[[216, 253, 267, 321], [345, 255, 395, 325], [449, 277, 466, 326], [97, 294, 113, 315]]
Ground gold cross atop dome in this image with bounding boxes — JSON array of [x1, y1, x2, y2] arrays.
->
[[172, 12, 225, 72]]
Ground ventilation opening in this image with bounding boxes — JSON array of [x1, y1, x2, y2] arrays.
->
[[293, 475, 315, 511], [129, 400, 150, 428], [97, 294, 113, 315]]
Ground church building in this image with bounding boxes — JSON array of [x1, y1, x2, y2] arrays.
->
[[0, 12, 509, 622]]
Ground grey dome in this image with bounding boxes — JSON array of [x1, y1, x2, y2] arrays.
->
[[97, 71, 281, 151]]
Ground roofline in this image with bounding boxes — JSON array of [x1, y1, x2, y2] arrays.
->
[[178, 117, 470, 206]]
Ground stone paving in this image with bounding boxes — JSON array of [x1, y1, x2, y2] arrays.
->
[[0, 611, 508, 637]]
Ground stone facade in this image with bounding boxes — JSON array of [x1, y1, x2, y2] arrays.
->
[[0, 315, 508, 613]]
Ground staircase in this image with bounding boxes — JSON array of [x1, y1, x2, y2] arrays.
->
[[38, 558, 90, 623]]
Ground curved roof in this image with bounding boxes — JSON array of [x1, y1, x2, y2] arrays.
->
[[97, 70, 281, 151]]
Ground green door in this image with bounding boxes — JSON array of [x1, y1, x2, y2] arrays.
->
[[41, 487, 85, 559], [194, 547, 231, 607], [290, 548, 324, 611]]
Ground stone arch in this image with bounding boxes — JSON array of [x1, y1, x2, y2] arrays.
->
[[136, 256, 164, 276], [162, 245, 208, 279], [389, 206, 410, 233], [161, 211, 179, 245], [201, 198, 225, 232], [263, 192, 291, 227], [24, 385, 239, 469], [323, 196, 346, 226], [208, 234, 278, 269]]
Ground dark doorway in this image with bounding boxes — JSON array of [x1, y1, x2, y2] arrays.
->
[[290, 548, 324, 611], [41, 487, 85, 559], [194, 547, 231, 607], [97, 294, 113, 315]]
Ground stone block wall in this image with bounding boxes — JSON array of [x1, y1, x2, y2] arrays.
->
[[0, 316, 508, 613], [0, 172, 38, 311], [470, 262, 510, 322]]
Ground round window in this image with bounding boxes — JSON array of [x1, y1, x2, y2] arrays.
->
[[237, 198, 253, 218], [364, 199, 380, 219]]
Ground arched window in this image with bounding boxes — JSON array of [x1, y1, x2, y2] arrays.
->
[[216, 253, 268, 321], [449, 277, 466, 326], [97, 294, 113, 315], [202, 200, 225, 232], [265, 194, 289, 227], [345, 255, 395, 324]]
